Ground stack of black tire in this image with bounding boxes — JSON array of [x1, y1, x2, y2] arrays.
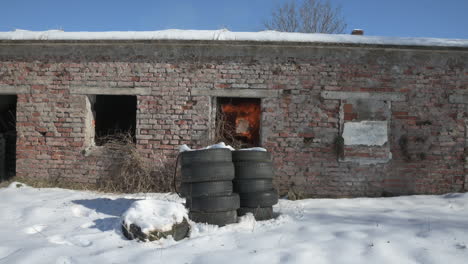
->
[[232, 150, 278, 221], [180, 148, 240, 226]]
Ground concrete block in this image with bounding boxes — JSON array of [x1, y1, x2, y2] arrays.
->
[[0, 85, 30, 94], [191, 89, 278, 98], [321, 91, 406, 102], [449, 94, 468, 104], [70, 87, 151, 95]]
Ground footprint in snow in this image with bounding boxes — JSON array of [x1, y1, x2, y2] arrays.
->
[[48, 235, 74, 246], [455, 243, 466, 249], [71, 206, 94, 218], [23, 224, 47, 234], [55, 256, 74, 264], [69, 236, 93, 247], [48, 235, 92, 247]]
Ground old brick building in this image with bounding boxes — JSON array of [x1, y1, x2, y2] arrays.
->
[[0, 30, 467, 197]]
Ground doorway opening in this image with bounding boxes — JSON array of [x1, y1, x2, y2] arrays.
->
[[0, 95, 16, 181]]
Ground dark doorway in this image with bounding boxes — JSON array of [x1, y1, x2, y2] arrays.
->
[[0, 95, 16, 181], [94, 95, 137, 146], [216, 97, 261, 148]]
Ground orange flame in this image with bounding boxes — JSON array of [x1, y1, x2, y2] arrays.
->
[[221, 103, 260, 140]]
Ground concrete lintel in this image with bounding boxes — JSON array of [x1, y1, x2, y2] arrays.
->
[[321, 91, 406, 102], [449, 94, 468, 104], [192, 89, 278, 98], [70, 87, 151, 95], [342, 156, 392, 165], [0, 85, 30, 94]]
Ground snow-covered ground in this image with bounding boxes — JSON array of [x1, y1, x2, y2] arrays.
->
[[1, 182, 467, 264]]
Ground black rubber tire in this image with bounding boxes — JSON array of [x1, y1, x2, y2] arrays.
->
[[179, 183, 189, 198], [189, 210, 237, 226], [232, 150, 271, 162], [186, 193, 240, 212], [237, 207, 274, 221], [180, 148, 232, 166], [234, 179, 273, 193], [234, 161, 274, 180], [181, 162, 235, 183], [239, 189, 278, 207], [180, 181, 233, 197]]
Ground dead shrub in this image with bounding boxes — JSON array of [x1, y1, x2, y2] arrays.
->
[[287, 183, 306, 200], [211, 109, 247, 149], [96, 133, 174, 193]]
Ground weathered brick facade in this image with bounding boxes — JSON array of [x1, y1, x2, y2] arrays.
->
[[0, 39, 467, 197]]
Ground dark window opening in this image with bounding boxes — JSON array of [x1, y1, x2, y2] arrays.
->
[[93, 95, 137, 146], [216, 97, 261, 148], [0, 95, 16, 181]]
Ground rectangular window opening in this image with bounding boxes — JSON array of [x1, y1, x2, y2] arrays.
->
[[216, 97, 261, 148], [91, 95, 137, 146], [0, 95, 16, 181]]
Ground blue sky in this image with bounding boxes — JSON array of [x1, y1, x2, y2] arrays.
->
[[1, 0, 467, 38]]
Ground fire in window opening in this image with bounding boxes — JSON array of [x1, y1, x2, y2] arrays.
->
[[216, 97, 261, 148], [91, 95, 137, 146]]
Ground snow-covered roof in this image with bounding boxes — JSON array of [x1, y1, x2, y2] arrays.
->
[[0, 29, 467, 48]]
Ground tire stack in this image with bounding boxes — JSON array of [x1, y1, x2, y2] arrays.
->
[[232, 150, 278, 221], [180, 148, 239, 226]]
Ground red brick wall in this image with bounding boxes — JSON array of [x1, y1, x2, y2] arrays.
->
[[0, 41, 466, 197]]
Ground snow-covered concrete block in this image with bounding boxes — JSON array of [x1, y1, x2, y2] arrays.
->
[[121, 200, 190, 242]]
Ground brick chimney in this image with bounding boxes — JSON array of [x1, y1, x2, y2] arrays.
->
[[351, 29, 364, 35]]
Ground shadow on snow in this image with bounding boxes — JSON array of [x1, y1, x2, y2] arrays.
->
[[72, 198, 140, 233]]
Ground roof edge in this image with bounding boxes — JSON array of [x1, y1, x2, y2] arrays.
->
[[1, 39, 468, 52], [0, 29, 467, 49]]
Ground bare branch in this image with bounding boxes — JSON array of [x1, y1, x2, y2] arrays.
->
[[265, 0, 346, 34], [264, 0, 299, 32]]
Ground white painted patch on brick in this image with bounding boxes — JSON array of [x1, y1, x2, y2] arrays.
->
[[343, 121, 388, 146]]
